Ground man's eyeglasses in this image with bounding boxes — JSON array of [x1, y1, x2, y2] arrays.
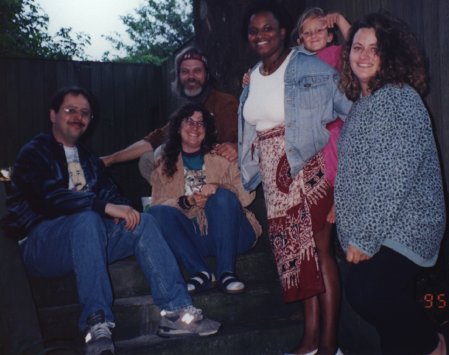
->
[[63, 107, 93, 120], [301, 27, 327, 39], [183, 117, 205, 129]]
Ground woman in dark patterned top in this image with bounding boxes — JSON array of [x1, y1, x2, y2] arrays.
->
[[336, 12, 446, 355]]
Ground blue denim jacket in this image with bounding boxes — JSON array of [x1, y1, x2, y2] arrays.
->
[[238, 46, 352, 191]]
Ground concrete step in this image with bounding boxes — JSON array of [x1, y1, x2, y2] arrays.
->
[[29, 200, 307, 355], [38, 280, 302, 344], [116, 318, 304, 355], [43, 316, 305, 355]]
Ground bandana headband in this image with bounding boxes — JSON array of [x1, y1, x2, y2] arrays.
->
[[178, 50, 208, 69]]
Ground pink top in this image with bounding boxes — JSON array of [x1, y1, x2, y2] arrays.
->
[[317, 44, 343, 71], [317, 45, 344, 186]]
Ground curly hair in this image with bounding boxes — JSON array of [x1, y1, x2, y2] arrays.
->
[[340, 12, 428, 101], [160, 103, 217, 178]]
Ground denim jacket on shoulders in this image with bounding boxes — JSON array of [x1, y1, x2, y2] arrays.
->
[[238, 46, 352, 191]]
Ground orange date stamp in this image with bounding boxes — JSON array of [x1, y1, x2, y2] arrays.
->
[[423, 293, 447, 309]]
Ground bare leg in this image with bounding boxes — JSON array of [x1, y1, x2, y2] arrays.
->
[[290, 296, 320, 354], [314, 223, 340, 355], [289, 223, 339, 354]]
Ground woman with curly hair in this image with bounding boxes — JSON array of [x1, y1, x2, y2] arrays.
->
[[148, 103, 262, 295], [336, 12, 446, 354]]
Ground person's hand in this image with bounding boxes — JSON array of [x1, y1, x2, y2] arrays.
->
[[346, 245, 371, 264], [326, 204, 336, 224], [190, 192, 208, 209], [242, 69, 251, 88], [105, 203, 140, 230], [325, 12, 351, 40], [200, 183, 218, 197], [325, 12, 343, 29], [213, 143, 238, 161]]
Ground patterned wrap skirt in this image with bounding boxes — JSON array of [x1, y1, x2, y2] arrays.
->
[[256, 126, 333, 302]]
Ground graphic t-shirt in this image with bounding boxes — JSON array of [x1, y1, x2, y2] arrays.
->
[[182, 151, 206, 195], [64, 146, 87, 191]]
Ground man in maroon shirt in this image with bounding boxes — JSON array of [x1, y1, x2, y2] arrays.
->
[[101, 47, 238, 182]]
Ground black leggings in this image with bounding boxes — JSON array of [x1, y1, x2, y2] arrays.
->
[[345, 246, 438, 355]]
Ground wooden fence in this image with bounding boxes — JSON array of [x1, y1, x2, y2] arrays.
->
[[1, 0, 448, 216], [0, 57, 167, 207]]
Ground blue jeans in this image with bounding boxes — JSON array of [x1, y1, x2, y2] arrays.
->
[[148, 188, 256, 278], [20, 211, 192, 330]]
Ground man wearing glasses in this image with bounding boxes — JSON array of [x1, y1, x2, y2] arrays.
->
[[2, 86, 220, 355]]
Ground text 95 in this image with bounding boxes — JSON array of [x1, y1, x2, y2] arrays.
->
[[423, 293, 447, 309]]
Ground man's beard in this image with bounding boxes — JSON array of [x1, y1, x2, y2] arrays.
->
[[183, 86, 203, 97]]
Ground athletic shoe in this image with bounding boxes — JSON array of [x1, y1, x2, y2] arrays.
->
[[157, 305, 221, 337], [84, 310, 115, 355]]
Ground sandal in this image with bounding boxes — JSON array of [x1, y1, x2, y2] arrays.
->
[[186, 271, 216, 294], [219, 272, 245, 294]]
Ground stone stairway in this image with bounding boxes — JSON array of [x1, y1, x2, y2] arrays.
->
[[3, 185, 448, 354], [26, 202, 387, 355], [28, 198, 307, 355]]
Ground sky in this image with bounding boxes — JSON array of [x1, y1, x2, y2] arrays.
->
[[36, 0, 144, 60]]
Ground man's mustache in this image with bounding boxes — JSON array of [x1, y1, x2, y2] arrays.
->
[[68, 121, 86, 128]]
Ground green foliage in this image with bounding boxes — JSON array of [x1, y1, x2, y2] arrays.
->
[[46, 27, 91, 61], [0, 0, 91, 60], [105, 0, 194, 64]]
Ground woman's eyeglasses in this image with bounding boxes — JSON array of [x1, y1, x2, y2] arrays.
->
[[183, 117, 205, 129]]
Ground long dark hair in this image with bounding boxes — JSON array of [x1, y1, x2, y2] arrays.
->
[[161, 103, 217, 178], [340, 12, 428, 101]]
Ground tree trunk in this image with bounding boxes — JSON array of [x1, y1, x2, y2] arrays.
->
[[191, 0, 306, 98]]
